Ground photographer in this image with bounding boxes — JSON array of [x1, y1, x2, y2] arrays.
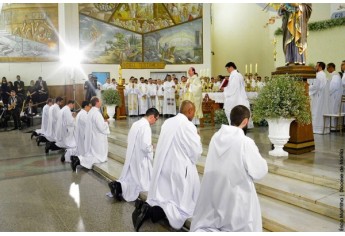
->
[[84, 74, 97, 101]]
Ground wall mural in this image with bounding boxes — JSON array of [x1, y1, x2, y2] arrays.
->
[[79, 3, 203, 64], [79, 14, 142, 64], [144, 19, 203, 64], [79, 3, 118, 23], [0, 3, 59, 62]]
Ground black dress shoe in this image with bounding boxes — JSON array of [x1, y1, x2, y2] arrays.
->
[[31, 131, 37, 139], [114, 181, 123, 201], [71, 156, 80, 172], [135, 199, 144, 209], [11, 127, 18, 131], [60, 151, 66, 162], [151, 205, 166, 223], [45, 142, 51, 153], [108, 181, 123, 201], [108, 181, 116, 196], [134, 202, 151, 232]]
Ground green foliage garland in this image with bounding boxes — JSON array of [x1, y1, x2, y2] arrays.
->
[[252, 75, 311, 124], [275, 17, 345, 36]]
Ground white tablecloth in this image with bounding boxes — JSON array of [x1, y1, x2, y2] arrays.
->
[[202, 92, 258, 104]]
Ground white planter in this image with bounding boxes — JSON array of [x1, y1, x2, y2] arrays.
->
[[106, 104, 116, 121], [267, 118, 295, 157]]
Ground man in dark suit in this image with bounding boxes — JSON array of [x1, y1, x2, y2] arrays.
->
[[35, 76, 49, 108], [14, 75, 25, 99], [8, 90, 22, 130], [84, 74, 97, 101]]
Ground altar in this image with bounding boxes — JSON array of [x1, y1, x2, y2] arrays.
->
[[202, 92, 258, 104]]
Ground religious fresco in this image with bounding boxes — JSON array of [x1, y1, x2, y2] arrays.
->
[[79, 3, 203, 64], [79, 3, 118, 23], [143, 18, 203, 64], [79, 14, 142, 64], [164, 3, 202, 24], [0, 3, 59, 62], [109, 3, 174, 34]]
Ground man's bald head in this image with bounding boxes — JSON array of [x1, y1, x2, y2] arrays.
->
[[180, 100, 195, 121]]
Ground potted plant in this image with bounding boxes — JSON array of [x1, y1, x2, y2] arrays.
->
[[252, 74, 311, 157], [214, 109, 229, 126], [101, 89, 121, 121]]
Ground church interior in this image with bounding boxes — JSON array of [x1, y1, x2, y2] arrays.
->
[[0, 2, 344, 232]]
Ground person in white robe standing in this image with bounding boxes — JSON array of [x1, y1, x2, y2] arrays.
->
[[137, 77, 148, 116], [155, 79, 164, 114], [63, 101, 91, 163], [132, 100, 202, 231], [327, 62, 343, 130], [102, 78, 114, 90], [162, 74, 176, 116], [147, 78, 157, 108], [125, 77, 139, 116], [71, 96, 110, 171], [309, 62, 330, 134], [108, 108, 159, 201], [55, 100, 76, 150], [186, 67, 203, 125], [191, 105, 267, 232], [223, 62, 253, 128], [178, 76, 188, 107]]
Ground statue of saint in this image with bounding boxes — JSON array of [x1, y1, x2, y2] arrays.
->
[[278, 3, 312, 66]]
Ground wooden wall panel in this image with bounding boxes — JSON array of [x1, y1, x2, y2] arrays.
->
[[48, 84, 85, 109]]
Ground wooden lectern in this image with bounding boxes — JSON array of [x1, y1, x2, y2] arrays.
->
[[272, 65, 315, 154], [200, 94, 216, 128], [115, 83, 127, 120]]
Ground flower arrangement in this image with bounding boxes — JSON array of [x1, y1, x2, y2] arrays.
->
[[101, 89, 122, 106], [252, 75, 311, 124]]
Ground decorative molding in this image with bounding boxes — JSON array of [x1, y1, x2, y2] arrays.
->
[[121, 61, 166, 69]]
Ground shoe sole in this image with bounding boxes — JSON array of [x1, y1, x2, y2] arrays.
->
[[135, 203, 151, 232]]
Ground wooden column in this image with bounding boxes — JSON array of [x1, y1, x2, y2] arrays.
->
[[272, 65, 315, 154]]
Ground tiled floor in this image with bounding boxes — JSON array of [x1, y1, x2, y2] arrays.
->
[[0, 127, 169, 232], [0, 118, 344, 232]]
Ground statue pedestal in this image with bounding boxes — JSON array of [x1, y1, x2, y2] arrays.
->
[[115, 84, 127, 120], [272, 65, 315, 155]]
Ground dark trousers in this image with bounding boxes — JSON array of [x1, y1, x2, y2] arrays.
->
[[20, 115, 33, 127], [10, 109, 21, 128]]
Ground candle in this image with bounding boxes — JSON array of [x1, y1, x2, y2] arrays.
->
[[255, 63, 258, 73], [245, 64, 248, 74], [250, 64, 252, 74], [119, 65, 122, 78]]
